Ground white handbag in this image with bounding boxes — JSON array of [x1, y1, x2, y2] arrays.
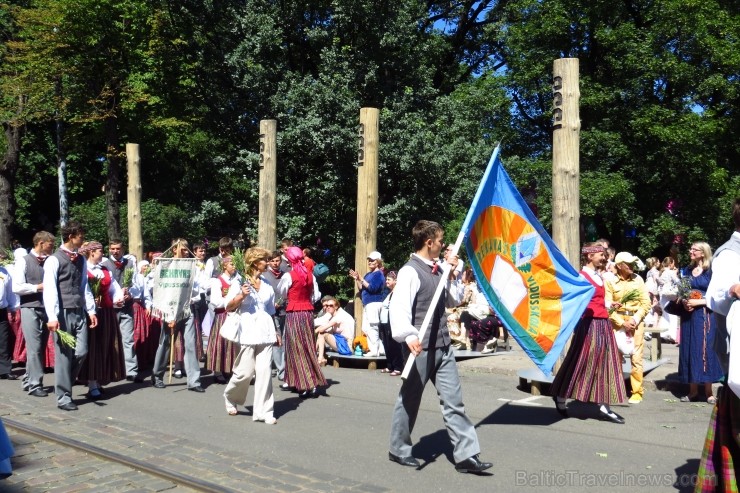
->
[[219, 311, 242, 343], [614, 328, 635, 355]]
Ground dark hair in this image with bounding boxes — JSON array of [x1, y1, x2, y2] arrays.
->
[[60, 220, 85, 243], [412, 220, 444, 252], [733, 198, 740, 230]]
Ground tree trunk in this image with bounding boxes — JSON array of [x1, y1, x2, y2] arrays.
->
[[0, 121, 20, 252], [105, 117, 122, 242]]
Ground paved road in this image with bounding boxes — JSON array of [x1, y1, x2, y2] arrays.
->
[[1, 361, 710, 492]]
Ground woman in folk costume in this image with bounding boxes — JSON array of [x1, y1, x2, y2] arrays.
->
[[205, 256, 240, 384], [277, 246, 325, 398], [132, 260, 159, 370], [78, 241, 126, 399], [550, 242, 628, 424], [223, 248, 281, 422]]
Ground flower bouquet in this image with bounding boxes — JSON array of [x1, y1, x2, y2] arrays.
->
[[608, 288, 642, 315]]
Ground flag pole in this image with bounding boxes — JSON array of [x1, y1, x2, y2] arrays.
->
[[401, 145, 502, 379]]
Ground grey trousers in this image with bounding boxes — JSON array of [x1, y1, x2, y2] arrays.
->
[[20, 307, 48, 392], [54, 309, 89, 406], [271, 314, 286, 380], [116, 305, 138, 377], [389, 345, 480, 463], [152, 313, 200, 388]]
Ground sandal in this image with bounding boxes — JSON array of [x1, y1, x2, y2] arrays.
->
[[380, 368, 391, 373], [225, 398, 238, 416]]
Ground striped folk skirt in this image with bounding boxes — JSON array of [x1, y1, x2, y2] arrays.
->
[[550, 317, 627, 405], [695, 387, 740, 492], [284, 310, 326, 392], [132, 301, 160, 371], [205, 311, 238, 374], [11, 311, 55, 368], [78, 307, 126, 386]]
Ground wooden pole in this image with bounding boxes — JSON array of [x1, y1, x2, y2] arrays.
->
[[552, 58, 581, 269], [126, 143, 143, 262], [354, 108, 379, 338], [258, 120, 277, 250]]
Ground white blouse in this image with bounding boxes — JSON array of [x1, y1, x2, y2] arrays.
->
[[226, 276, 277, 345]]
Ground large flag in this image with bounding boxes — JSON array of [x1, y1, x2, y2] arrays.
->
[[463, 147, 594, 375]]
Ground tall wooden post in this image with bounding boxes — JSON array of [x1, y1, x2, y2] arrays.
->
[[126, 143, 143, 263], [552, 58, 581, 269], [354, 108, 379, 337], [258, 120, 277, 250]]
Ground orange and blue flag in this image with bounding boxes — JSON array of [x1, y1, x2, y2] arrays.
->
[[463, 147, 594, 375]]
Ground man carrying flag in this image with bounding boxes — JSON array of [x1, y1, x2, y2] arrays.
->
[[388, 220, 492, 474]]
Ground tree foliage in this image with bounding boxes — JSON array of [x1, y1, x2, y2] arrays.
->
[[0, 0, 737, 271]]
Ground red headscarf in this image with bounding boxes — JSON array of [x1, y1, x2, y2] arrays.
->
[[285, 246, 307, 283]]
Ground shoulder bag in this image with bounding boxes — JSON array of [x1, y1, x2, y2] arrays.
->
[[219, 310, 242, 343]]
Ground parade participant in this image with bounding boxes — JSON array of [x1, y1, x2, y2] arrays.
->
[[78, 241, 126, 398], [349, 251, 386, 357], [696, 198, 740, 492], [0, 256, 18, 381], [223, 247, 281, 423], [205, 237, 234, 279], [388, 220, 491, 474], [378, 271, 404, 375], [314, 295, 354, 366], [130, 260, 159, 370], [605, 252, 651, 404], [263, 250, 286, 381], [550, 243, 627, 423], [205, 256, 240, 384], [151, 238, 204, 392], [676, 242, 722, 404], [277, 246, 325, 398], [42, 220, 98, 411], [12, 231, 54, 395], [102, 239, 142, 383]]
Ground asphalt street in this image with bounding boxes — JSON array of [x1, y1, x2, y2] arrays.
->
[[0, 359, 711, 493]]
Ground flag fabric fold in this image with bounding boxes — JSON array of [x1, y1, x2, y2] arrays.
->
[[463, 148, 594, 375]]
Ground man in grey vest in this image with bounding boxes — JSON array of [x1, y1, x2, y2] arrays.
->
[[13, 231, 55, 396], [103, 239, 142, 383], [697, 198, 740, 490], [43, 220, 97, 411], [388, 220, 492, 474]]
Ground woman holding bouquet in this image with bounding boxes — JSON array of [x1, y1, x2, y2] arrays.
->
[[205, 256, 240, 383], [677, 242, 723, 403], [223, 248, 281, 423], [78, 241, 126, 399]]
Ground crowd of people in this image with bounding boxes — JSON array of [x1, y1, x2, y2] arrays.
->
[[1, 201, 739, 484]]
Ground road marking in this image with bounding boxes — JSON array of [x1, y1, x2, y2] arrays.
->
[[497, 395, 547, 406]]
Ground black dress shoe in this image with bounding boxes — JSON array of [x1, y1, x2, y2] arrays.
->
[[552, 397, 568, 418], [388, 452, 420, 468], [29, 388, 48, 397], [598, 409, 625, 424], [151, 378, 165, 389], [0, 373, 18, 380], [455, 455, 493, 474], [188, 386, 205, 393], [58, 402, 78, 411]]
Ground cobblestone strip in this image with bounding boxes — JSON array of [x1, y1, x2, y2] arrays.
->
[[1, 395, 389, 493]]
